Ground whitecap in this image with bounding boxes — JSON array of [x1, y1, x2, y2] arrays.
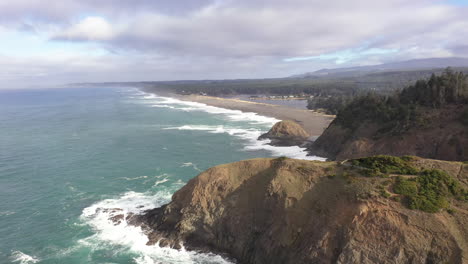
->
[[10, 251, 39, 264], [0, 211, 16, 216], [165, 125, 324, 161], [154, 178, 169, 187], [131, 89, 326, 160], [134, 90, 278, 125], [80, 190, 234, 264], [151, 104, 176, 109], [180, 162, 202, 172], [120, 176, 149, 181]]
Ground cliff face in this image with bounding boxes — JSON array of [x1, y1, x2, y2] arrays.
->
[[308, 105, 468, 161], [258, 120, 310, 146], [129, 157, 468, 264]]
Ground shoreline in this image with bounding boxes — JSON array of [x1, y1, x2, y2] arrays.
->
[[142, 88, 335, 138]]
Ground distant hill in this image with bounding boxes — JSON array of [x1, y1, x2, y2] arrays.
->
[[292, 57, 468, 78]]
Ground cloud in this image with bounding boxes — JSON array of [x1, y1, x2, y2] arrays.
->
[[0, 0, 468, 87], [53, 17, 115, 41], [45, 0, 468, 60]]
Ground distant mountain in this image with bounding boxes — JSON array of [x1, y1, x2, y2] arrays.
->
[[292, 57, 468, 78]]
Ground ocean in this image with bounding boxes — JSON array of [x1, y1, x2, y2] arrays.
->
[[0, 86, 323, 264]]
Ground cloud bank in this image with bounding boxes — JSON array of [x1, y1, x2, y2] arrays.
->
[[0, 0, 467, 88]]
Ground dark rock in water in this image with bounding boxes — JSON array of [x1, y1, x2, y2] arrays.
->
[[259, 120, 310, 146], [126, 157, 468, 264], [110, 214, 124, 225]]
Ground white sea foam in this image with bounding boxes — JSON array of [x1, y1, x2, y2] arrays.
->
[[154, 178, 170, 187], [151, 104, 176, 109], [132, 89, 326, 160], [137, 91, 278, 125], [165, 125, 325, 161], [181, 162, 202, 172], [81, 190, 234, 264], [120, 175, 149, 181], [0, 211, 16, 216], [10, 251, 39, 264]]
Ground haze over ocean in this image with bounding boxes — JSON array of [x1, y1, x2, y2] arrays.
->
[[0, 86, 321, 264]]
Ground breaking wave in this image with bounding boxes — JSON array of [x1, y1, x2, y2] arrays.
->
[[80, 190, 234, 264]]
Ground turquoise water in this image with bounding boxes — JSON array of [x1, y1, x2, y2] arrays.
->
[[0, 87, 321, 264]]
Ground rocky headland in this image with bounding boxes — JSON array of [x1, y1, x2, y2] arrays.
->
[[119, 156, 468, 264], [308, 70, 468, 161], [308, 104, 468, 161]]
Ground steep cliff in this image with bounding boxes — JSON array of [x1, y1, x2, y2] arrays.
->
[[126, 157, 468, 264], [308, 69, 468, 161], [258, 120, 310, 146], [308, 104, 468, 161]]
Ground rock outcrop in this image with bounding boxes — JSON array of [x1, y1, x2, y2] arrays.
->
[[128, 157, 468, 264], [308, 104, 468, 161], [258, 120, 310, 146]]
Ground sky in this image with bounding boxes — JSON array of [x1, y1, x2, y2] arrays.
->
[[0, 0, 468, 88]]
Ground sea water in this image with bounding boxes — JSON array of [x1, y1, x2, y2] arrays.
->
[[0, 86, 323, 264]]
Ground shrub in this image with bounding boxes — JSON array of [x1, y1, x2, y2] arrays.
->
[[351, 155, 419, 176], [393, 177, 418, 196], [447, 208, 456, 215], [276, 156, 289, 162], [393, 169, 467, 213], [380, 190, 391, 198]]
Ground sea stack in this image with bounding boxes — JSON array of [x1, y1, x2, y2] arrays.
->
[[259, 120, 310, 146]]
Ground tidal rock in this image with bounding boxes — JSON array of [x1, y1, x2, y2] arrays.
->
[[259, 120, 310, 146]]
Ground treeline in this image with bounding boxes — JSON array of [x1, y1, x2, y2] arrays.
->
[[400, 69, 468, 107], [144, 67, 468, 99], [150, 79, 360, 97], [334, 68, 468, 132], [307, 96, 353, 115]]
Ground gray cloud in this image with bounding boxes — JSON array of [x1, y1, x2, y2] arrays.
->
[[47, 0, 468, 58], [0, 0, 468, 87]]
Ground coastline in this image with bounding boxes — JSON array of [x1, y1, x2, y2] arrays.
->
[[142, 88, 335, 138]]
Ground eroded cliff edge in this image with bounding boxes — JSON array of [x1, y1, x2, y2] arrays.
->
[[307, 69, 468, 161], [125, 157, 468, 264], [308, 104, 468, 161]]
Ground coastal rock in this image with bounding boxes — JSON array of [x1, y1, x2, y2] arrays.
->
[[258, 120, 310, 146], [130, 157, 468, 264], [308, 104, 468, 161]]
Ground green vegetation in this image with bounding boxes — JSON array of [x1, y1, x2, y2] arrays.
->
[[447, 208, 456, 215], [393, 170, 467, 213], [307, 95, 352, 115], [400, 69, 468, 107], [148, 78, 360, 97], [143, 68, 468, 112], [275, 156, 289, 162], [348, 155, 467, 213], [377, 185, 392, 198], [393, 177, 418, 195], [334, 68, 468, 132], [350, 155, 419, 176]]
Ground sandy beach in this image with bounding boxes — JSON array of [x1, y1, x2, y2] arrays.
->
[[155, 92, 335, 137]]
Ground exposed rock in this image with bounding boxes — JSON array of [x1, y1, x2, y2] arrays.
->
[[258, 120, 310, 146], [129, 157, 468, 264], [308, 104, 468, 161], [110, 214, 124, 225]]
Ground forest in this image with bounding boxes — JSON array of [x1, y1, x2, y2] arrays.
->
[[145, 67, 468, 99], [333, 68, 468, 132]]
